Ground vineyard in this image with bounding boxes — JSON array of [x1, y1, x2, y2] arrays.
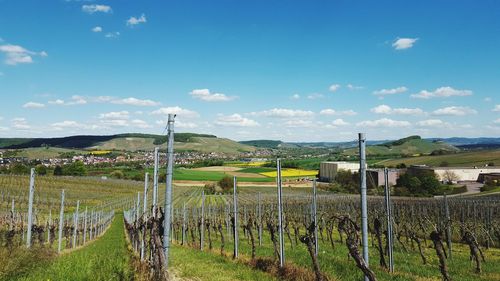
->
[[1, 121, 500, 281]]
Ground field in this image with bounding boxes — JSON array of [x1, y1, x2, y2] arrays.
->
[[1, 147, 88, 160], [1, 173, 500, 281], [260, 168, 318, 178], [377, 149, 500, 167]]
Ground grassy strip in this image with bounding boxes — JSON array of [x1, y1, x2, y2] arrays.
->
[[12, 214, 132, 281], [170, 244, 277, 281]]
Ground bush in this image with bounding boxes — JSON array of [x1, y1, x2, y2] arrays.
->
[[35, 164, 47, 175], [203, 183, 217, 194], [10, 163, 30, 175], [218, 176, 234, 194], [53, 165, 63, 176], [110, 170, 125, 179]]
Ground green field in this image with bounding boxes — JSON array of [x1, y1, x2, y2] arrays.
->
[[376, 149, 500, 167]]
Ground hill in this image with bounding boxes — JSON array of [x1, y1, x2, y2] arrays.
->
[[239, 140, 283, 148], [376, 149, 500, 167], [0, 133, 254, 154], [343, 135, 459, 156]]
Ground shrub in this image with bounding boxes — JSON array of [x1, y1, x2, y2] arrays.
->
[[218, 176, 234, 194], [110, 170, 125, 179]]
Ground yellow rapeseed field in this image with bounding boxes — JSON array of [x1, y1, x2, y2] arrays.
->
[[260, 169, 318, 178], [232, 161, 267, 167], [90, 150, 112, 155]]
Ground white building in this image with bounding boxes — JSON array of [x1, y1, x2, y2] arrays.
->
[[408, 165, 500, 182], [319, 161, 365, 182]]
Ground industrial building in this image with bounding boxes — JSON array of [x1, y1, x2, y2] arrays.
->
[[367, 169, 401, 187], [407, 165, 500, 182], [319, 161, 364, 182]]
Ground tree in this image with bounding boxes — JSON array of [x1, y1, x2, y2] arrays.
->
[[35, 164, 47, 175], [218, 176, 234, 194], [53, 165, 63, 176], [439, 161, 449, 167], [10, 163, 29, 175], [442, 170, 459, 184], [63, 161, 87, 176]]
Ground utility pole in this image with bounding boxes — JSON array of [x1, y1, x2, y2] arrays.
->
[[359, 133, 369, 281], [163, 113, 175, 268]]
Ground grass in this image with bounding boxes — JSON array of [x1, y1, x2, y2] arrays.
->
[[183, 226, 500, 281], [170, 244, 277, 281], [3, 147, 88, 160], [10, 213, 132, 281], [376, 149, 500, 167]]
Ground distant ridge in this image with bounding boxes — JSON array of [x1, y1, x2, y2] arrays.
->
[[0, 133, 216, 149]]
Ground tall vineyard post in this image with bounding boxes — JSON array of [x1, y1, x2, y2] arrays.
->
[[72, 200, 80, 248], [384, 168, 394, 272], [141, 172, 149, 261], [277, 158, 285, 267], [57, 189, 65, 252], [201, 190, 205, 251], [312, 179, 319, 256], [153, 147, 159, 217], [444, 194, 452, 259], [359, 132, 370, 281], [163, 113, 175, 268], [26, 168, 35, 248], [233, 175, 239, 259], [83, 207, 88, 244]]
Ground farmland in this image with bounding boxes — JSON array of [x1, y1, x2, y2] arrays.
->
[[377, 149, 500, 167]]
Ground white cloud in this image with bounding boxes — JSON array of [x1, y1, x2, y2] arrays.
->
[[131, 119, 152, 129], [127, 14, 147, 26], [307, 93, 324, 100], [215, 114, 259, 127], [319, 109, 357, 116], [92, 26, 103, 32], [48, 99, 65, 105], [249, 108, 314, 118], [82, 4, 112, 14], [12, 118, 30, 130], [331, 118, 349, 126], [494, 118, 500, 124], [151, 106, 200, 118], [68, 95, 87, 105], [111, 97, 160, 106], [432, 106, 477, 116], [392, 38, 418, 50], [189, 89, 236, 102], [51, 120, 86, 130], [493, 105, 500, 112], [329, 84, 341, 92], [373, 86, 408, 96], [175, 121, 199, 129], [371, 104, 424, 115], [290, 94, 300, 100], [284, 120, 315, 128], [411, 86, 472, 99], [346, 84, 363, 90], [99, 111, 129, 120], [0, 44, 47, 65], [101, 119, 129, 127], [105, 32, 120, 38], [356, 118, 411, 128], [416, 119, 449, 127], [22, 102, 45, 108]]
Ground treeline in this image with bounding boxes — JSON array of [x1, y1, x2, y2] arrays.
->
[[0, 161, 87, 176]]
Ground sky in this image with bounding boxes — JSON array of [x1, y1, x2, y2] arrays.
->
[[1, 0, 499, 142]]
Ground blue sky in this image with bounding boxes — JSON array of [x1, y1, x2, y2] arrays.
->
[[1, 0, 499, 141]]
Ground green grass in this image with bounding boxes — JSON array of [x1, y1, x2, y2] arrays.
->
[[170, 244, 277, 281], [184, 227, 500, 281], [11, 214, 132, 281], [344, 138, 458, 157], [376, 149, 500, 167], [173, 168, 274, 182]]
